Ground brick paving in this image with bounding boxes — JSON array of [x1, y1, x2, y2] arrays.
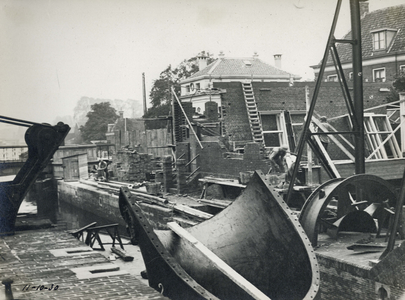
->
[[0, 229, 170, 300]]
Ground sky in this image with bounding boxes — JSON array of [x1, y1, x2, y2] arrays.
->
[[1, 0, 404, 125]]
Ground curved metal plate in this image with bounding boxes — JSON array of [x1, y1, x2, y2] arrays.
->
[[158, 171, 320, 300]]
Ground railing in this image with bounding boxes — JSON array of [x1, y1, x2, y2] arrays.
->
[[185, 154, 199, 168], [186, 167, 201, 181], [200, 122, 221, 137]]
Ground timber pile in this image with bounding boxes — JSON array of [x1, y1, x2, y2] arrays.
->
[[80, 179, 215, 221]]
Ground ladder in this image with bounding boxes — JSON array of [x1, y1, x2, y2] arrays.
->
[[241, 82, 264, 145]]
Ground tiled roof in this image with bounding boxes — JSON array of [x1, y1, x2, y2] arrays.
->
[[316, 4, 405, 66], [188, 57, 299, 79]]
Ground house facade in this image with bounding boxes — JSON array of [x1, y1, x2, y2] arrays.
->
[[176, 53, 301, 147], [179, 52, 301, 117], [176, 52, 395, 154], [311, 2, 405, 83]]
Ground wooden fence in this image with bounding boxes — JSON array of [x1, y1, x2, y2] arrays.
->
[[124, 129, 172, 158]]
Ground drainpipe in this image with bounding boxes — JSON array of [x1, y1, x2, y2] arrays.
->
[[400, 93, 405, 154]]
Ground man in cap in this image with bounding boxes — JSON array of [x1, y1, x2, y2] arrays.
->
[[318, 116, 332, 150], [269, 145, 289, 173]]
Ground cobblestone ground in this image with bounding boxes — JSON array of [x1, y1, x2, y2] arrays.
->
[[0, 229, 170, 300]]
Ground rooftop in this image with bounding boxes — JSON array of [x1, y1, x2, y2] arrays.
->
[[183, 57, 301, 83], [313, 4, 405, 67]]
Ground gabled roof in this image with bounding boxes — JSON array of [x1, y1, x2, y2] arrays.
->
[[313, 4, 405, 67], [182, 57, 300, 83]]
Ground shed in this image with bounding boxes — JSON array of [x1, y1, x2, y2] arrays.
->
[[62, 153, 88, 182]]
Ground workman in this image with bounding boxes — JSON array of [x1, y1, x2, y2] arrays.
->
[[318, 116, 332, 150], [269, 145, 288, 173], [97, 159, 108, 181]]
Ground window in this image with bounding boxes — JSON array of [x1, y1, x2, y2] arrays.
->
[[373, 31, 386, 50], [260, 112, 287, 148], [327, 75, 338, 82], [400, 65, 405, 75], [349, 72, 353, 81], [364, 114, 401, 159], [372, 29, 397, 51], [373, 68, 386, 82]]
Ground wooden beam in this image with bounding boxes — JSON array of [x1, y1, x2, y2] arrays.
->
[[199, 198, 232, 208], [173, 204, 213, 220], [311, 131, 341, 178], [366, 118, 404, 160], [312, 117, 355, 161], [167, 222, 271, 300]]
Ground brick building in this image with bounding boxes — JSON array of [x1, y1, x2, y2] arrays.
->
[[179, 52, 300, 117], [177, 74, 394, 153], [312, 2, 405, 83], [214, 81, 393, 152]]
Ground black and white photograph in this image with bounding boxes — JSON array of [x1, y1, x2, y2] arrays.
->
[[1, 0, 405, 299]]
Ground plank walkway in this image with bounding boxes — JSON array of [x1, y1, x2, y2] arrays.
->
[[0, 228, 169, 300]]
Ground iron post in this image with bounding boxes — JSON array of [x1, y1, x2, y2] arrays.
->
[[350, 0, 365, 174]]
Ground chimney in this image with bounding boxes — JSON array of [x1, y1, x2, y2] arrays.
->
[[253, 52, 259, 59], [197, 52, 208, 70], [360, 1, 369, 18], [274, 54, 282, 69]]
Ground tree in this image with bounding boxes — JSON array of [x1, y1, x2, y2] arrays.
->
[[144, 51, 214, 118], [386, 70, 405, 103], [79, 102, 119, 143]]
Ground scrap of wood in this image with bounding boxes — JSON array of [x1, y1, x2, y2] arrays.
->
[[111, 247, 134, 261], [347, 244, 386, 253], [167, 222, 271, 300]]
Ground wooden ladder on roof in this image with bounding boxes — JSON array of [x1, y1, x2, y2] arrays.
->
[[241, 82, 264, 145]]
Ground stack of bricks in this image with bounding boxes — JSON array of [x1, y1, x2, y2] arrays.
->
[[111, 150, 152, 183]]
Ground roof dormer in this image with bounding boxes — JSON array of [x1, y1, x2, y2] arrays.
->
[[371, 28, 398, 52]]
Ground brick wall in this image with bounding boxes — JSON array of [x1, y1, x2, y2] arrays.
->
[[111, 150, 152, 182], [317, 254, 405, 300], [196, 141, 270, 178], [213, 82, 252, 142], [213, 81, 392, 148], [212, 81, 392, 161], [251, 81, 391, 119], [320, 59, 405, 83], [57, 180, 174, 231]]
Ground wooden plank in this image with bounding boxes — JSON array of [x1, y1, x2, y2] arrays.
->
[[366, 118, 404, 160], [173, 204, 213, 220], [335, 158, 405, 181], [167, 222, 271, 300], [78, 154, 89, 180], [199, 178, 246, 189], [111, 247, 134, 261], [311, 133, 341, 178], [199, 198, 232, 208], [67, 222, 97, 236]]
